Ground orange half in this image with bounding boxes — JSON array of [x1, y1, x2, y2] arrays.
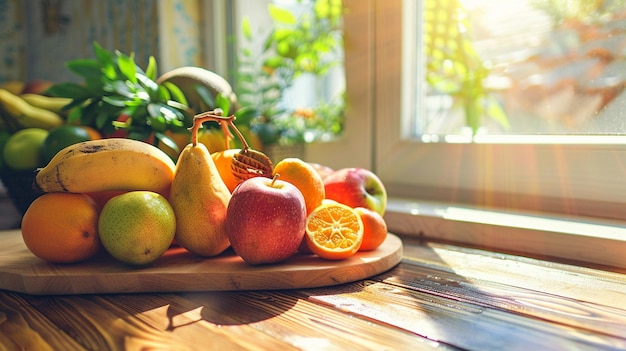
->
[[305, 202, 364, 260]]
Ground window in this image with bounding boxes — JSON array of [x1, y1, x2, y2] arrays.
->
[[306, 0, 626, 269]]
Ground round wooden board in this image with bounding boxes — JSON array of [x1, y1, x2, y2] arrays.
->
[[0, 230, 403, 295]]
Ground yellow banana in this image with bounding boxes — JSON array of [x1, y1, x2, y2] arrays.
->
[[0, 89, 64, 130], [20, 93, 72, 114], [34, 138, 176, 196], [0, 80, 25, 95]]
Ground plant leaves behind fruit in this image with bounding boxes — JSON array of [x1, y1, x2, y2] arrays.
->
[[117, 54, 138, 84], [195, 85, 215, 109], [214, 93, 230, 116], [155, 131, 179, 153], [234, 106, 260, 126], [145, 56, 158, 81], [268, 4, 296, 25], [93, 42, 116, 81], [162, 81, 188, 106], [242, 17, 253, 40], [65, 59, 101, 81], [46, 82, 93, 100]]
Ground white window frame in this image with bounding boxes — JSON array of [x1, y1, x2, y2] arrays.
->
[[307, 0, 626, 270]]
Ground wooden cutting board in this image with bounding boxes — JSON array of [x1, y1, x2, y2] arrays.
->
[[0, 230, 403, 295]]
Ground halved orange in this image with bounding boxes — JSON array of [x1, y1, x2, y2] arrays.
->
[[305, 202, 364, 260]]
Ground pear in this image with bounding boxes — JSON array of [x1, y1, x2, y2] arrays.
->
[[169, 119, 232, 257]]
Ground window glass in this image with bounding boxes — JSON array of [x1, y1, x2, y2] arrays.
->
[[413, 0, 626, 138]]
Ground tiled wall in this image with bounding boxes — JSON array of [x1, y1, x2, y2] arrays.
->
[[0, 0, 203, 84]]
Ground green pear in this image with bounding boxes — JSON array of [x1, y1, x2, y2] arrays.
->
[[169, 141, 232, 257]]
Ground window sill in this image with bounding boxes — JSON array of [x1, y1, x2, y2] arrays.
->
[[384, 197, 626, 272]]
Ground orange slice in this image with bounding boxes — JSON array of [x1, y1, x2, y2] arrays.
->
[[305, 202, 364, 260]]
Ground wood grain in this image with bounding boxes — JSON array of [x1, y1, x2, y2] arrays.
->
[[0, 230, 402, 295]]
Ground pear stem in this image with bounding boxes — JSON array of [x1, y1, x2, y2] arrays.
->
[[189, 109, 250, 151]]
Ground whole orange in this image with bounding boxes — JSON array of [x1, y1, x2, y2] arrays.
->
[[211, 148, 242, 193], [355, 207, 388, 251], [273, 157, 325, 215], [21, 193, 101, 264]]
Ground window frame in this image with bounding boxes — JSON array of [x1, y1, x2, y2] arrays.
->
[[310, 0, 626, 269]]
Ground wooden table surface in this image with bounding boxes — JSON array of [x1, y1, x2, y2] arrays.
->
[[1, 229, 625, 351]]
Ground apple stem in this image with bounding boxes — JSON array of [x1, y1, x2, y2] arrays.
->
[[189, 109, 250, 151], [271, 173, 280, 187]]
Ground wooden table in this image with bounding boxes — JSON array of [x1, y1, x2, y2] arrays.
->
[[1, 229, 625, 350]]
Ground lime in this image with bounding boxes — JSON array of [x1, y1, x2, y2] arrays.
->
[[42, 125, 92, 163], [2, 128, 48, 171], [98, 191, 176, 266], [0, 130, 11, 170]]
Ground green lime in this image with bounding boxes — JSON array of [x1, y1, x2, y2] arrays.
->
[[42, 125, 91, 163], [2, 128, 48, 171], [0, 130, 11, 170], [98, 191, 176, 266]]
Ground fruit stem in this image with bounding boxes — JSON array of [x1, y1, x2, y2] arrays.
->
[[270, 173, 280, 187], [189, 109, 250, 151], [220, 120, 233, 150]]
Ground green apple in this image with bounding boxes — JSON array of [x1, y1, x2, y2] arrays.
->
[[2, 128, 48, 170]]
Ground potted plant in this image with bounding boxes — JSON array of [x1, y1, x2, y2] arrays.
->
[[233, 0, 345, 161], [46, 42, 194, 158]]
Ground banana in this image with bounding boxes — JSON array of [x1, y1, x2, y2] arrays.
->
[[34, 138, 176, 196], [20, 93, 72, 114], [0, 80, 25, 95], [0, 89, 64, 130]]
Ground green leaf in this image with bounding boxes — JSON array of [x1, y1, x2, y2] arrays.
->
[[102, 95, 131, 107], [195, 85, 216, 108], [136, 73, 159, 97], [215, 93, 230, 116], [93, 42, 116, 80], [117, 54, 138, 84], [46, 82, 92, 99], [147, 114, 167, 133], [66, 107, 83, 125], [242, 17, 253, 40], [268, 4, 296, 25], [162, 81, 188, 106], [66, 59, 101, 80], [145, 56, 158, 81], [234, 106, 261, 126], [155, 132, 179, 153]]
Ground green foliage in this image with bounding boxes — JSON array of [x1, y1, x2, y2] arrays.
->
[[234, 0, 345, 146], [530, 0, 626, 24], [46, 42, 192, 151], [424, 0, 509, 134]]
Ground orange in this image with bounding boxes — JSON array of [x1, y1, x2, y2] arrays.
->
[[305, 202, 364, 260], [354, 207, 388, 251], [78, 126, 102, 140], [273, 157, 325, 215], [211, 148, 241, 193], [21, 193, 101, 264]]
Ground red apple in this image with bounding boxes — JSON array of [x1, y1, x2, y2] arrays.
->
[[323, 168, 387, 216], [225, 176, 307, 265], [21, 80, 54, 95], [308, 162, 334, 180]]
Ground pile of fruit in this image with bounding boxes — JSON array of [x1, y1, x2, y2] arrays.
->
[[19, 109, 389, 266]]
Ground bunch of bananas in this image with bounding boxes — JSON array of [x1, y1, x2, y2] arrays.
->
[[0, 83, 69, 133]]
